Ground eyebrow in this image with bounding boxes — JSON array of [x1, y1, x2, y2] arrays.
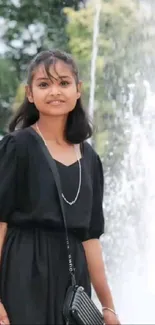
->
[[36, 76, 72, 81]]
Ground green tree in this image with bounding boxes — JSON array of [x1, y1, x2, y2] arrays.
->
[[0, 0, 84, 130], [65, 0, 155, 169], [0, 0, 84, 80], [0, 58, 19, 130]]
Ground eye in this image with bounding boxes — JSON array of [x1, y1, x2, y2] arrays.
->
[[38, 82, 49, 88], [60, 80, 70, 87]]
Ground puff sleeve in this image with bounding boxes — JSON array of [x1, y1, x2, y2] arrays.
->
[[87, 154, 104, 240], [0, 135, 17, 222]]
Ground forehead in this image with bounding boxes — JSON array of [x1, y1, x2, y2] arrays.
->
[[33, 60, 74, 80]]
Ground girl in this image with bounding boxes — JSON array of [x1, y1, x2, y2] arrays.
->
[[0, 50, 120, 325]]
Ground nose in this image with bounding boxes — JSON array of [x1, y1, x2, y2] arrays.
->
[[49, 84, 61, 96]]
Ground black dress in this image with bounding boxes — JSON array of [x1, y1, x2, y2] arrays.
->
[[0, 127, 104, 325]]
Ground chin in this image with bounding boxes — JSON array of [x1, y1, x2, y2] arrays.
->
[[41, 109, 70, 117]]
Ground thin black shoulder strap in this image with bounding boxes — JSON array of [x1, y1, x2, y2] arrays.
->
[[26, 127, 76, 286]]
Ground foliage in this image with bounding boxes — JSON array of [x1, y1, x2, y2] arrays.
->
[[64, 0, 155, 171], [0, 58, 19, 130], [0, 0, 83, 81], [0, 0, 83, 128], [64, 1, 136, 164]]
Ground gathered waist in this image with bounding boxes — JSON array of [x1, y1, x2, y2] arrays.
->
[[7, 221, 85, 242], [8, 221, 65, 231]]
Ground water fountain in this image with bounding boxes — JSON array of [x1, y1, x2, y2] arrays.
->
[[88, 0, 101, 134], [87, 1, 155, 322], [101, 81, 155, 324]]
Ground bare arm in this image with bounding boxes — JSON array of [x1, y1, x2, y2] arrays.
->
[[83, 239, 114, 308], [0, 222, 7, 262], [0, 222, 10, 325], [83, 239, 120, 325]]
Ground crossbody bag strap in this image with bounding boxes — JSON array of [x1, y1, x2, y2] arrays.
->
[[26, 127, 76, 286]]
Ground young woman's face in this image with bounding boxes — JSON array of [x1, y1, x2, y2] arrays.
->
[[26, 60, 81, 117]]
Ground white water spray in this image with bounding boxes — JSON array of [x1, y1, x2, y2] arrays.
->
[[88, 1, 101, 129], [103, 81, 155, 324]]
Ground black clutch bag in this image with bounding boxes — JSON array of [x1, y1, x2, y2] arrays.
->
[[35, 135, 104, 325], [63, 285, 104, 325]]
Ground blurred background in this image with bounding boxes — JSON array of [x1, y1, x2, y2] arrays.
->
[[0, 0, 155, 323]]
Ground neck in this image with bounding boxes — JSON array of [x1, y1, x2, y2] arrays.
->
[[36, 115, 68, 144]]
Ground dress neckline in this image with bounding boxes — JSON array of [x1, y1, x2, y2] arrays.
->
[[55, 158, 82, 168], [27, 126, 83, 167]]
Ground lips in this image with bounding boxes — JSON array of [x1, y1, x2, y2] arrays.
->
[[47, 100, 65, 105]]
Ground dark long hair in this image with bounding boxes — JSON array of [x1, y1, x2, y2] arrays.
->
[[9, 49, 92, 143]]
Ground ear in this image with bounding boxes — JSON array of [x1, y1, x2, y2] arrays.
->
[[77, 81, 82, 99], [25, 85, 34, 103]]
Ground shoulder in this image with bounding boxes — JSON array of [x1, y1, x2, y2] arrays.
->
[[10, 127, 31, 143], [83, 141, 97, 158], [83, 141, 104, 178], [0, 128, 32, 158], [83, 141, 103, 166], [6, 127, 35, 151], [0, 133, 17, 165], [0, 133, 16, 154]]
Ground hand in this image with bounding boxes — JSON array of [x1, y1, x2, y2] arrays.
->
[[103, 309, 121, 325], [0, 301, 10, 325]]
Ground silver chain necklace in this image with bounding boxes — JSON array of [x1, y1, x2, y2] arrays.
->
[[35, 122, 82, 206]]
